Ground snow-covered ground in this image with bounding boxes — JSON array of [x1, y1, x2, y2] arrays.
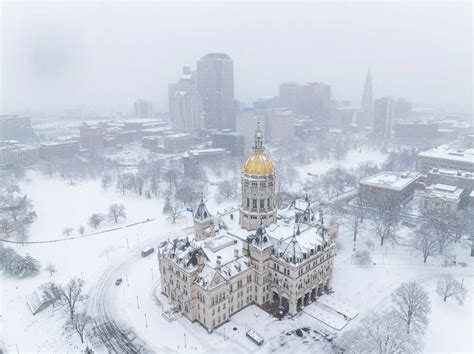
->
[[298, 148, 387, 179], [1, 158, 473, 352]]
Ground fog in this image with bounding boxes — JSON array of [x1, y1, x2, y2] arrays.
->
[[1, 1, 472, 114]]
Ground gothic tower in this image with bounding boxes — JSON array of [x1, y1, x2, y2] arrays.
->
[[239, 120, 277, 230], [193, 196, 215, 241]]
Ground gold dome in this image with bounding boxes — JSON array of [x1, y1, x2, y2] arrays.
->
[[243, 152, 273, 175]]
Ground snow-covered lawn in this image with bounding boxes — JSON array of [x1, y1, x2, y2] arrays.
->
[[298, 148, 387, 179]]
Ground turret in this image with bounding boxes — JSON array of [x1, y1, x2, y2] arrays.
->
[[193, 195, 215, 241]]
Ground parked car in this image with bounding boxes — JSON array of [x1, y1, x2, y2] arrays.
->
[[141, 247, 155, 257], [115, 278, 123, 286]]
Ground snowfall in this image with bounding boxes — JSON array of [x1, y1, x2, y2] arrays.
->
[[1, 148, 472, 353]]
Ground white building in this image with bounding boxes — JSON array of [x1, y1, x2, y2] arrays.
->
[[417, 145, 474, 173], [158, 123, 338, 332], [421, 183, 463, 214]]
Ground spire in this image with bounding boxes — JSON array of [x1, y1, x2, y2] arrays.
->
[[194, 197, 211, 221], [253, 118, 264, 153], [361, 68, 373, 111]]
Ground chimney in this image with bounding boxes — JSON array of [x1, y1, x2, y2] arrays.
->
[[216, 256, 222, 270], [234, 249, 239, 259]]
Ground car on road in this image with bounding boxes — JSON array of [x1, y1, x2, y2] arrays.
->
[[141, 247, 155, 257], [115, 278, 123, 286]]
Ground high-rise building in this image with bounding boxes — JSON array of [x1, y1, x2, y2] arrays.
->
[[393, 98, 412, 119], [169, 66, 204, 134], [357, 69, 374, 127], [0, 115, 34, 142], [266, 109, 295, 145], [373, 97, 395, 145], [197, 53, 235, 130], [133, 99, 154, 118], [278, 82, 331, 123], [279, 82, 299, 113]]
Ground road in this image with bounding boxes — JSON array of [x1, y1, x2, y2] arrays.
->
[[87, 240, 153, 353]]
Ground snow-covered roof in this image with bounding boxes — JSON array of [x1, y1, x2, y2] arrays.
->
[[27, 289, 53, 315], [424, 183, 463, 201], [418, 145, 474, 164], [360, 171, 420, 191]]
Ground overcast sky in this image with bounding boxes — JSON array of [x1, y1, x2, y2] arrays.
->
[[1, 1, 472, 115]]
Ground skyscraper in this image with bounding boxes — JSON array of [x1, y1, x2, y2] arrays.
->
[[133, 99, 153, 118], [168, 66, 204, 134], [279, 82, 299, 113], [358, 69, 374, 127], [197, 53, 235, 130], [373, 97, 394, 145]]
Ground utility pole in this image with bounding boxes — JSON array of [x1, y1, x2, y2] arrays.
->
[[184, 333, 187, 348]]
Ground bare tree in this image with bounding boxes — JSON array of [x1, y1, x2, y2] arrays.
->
[[217, 180, 236, 201], [101, 174, 113, 191], [409, 225, 439, 263], [49, 277, 87, 320], [45, 263, 57, 276], [372, 196, 400, 246], [352, 250, 372, 266], [88, 213, 105, 230], [78, 225, 85, 235], [163, 198, 182, 223], [108, 204, 126, 224], [62, 227, 74, 237], [348, 194, 366, 241], [423, 211, 454, 255], [337, 310, 421, 354], [64, 312, 92, 344], [436, 276, 467, 305], [391, 282, 431, 334]]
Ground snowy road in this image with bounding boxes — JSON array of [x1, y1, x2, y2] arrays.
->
[[87, 241, 153, 353]]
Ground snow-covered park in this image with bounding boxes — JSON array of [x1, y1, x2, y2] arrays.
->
[[1, 148, 472, 353]]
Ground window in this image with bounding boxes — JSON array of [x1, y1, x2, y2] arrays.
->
[[268, 198, 271, 207], [252, 199, 257, 209], [260, 199, 264, 208], [247, 198, 250, 207]]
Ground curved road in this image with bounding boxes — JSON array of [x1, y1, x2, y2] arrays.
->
[[87, 243, 152, 352]]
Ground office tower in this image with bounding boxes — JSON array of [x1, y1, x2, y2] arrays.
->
[[373, 97, 395, 144], [168, 66, 204, 134], [393, 98, 413, 119], [279, 82, 299, 113], [133, 99, 154, 118], [358, 69, 374, 127], [196, 53, 234, 130]]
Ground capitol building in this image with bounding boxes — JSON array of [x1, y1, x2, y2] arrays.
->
[[158, 122, 339, 332]]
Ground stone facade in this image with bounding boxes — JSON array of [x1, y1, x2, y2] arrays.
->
[[158, 123, 338, 332]]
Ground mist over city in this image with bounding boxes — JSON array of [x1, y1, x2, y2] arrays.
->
[[0, 1, 472, 353]]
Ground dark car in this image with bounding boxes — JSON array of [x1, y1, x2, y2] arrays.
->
[[115, 278, 123, 286]]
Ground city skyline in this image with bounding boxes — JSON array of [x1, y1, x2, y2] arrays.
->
[[1, 1, 472, 114]]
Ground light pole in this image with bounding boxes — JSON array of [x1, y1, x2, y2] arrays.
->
[[136, 296, 140, 309], [144, 313, 148, 328], [126, 274, 129, 287], [151, 267, 154, 280]]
